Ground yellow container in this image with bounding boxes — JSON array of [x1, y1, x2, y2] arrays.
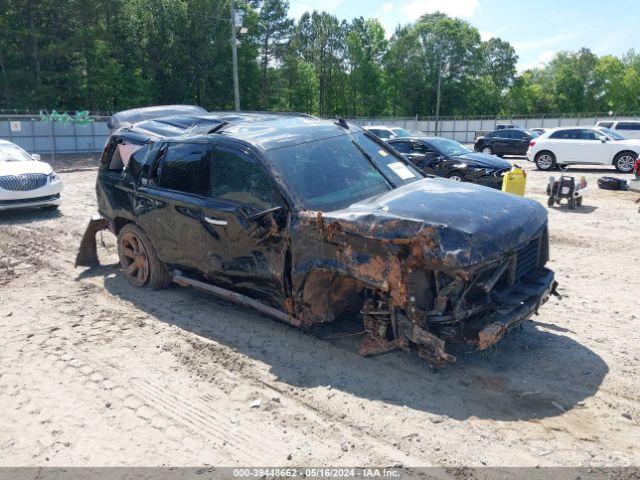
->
[[502, 167, 527, 196]]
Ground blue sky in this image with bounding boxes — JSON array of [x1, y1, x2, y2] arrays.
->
[[288, 0, 640, 71]]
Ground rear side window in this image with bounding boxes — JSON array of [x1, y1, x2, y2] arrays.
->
[[511, 130, 525, 139], [158, 143, 210, 196], [578, 129, 599, 140], [211, 146, 279, 209], [550, 129, 579, 140]]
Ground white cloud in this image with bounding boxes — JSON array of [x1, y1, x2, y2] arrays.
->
[[479, 30, 495, 41], [382, 2, 394, 14], [288, 0, 344, 20], [517, 50, 556, 73], [401, 0, 479, 20]]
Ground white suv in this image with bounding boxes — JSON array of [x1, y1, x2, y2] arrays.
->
[[526, 126, 640, 173], [595, 120, 640, 139], [363, 125, 412, 140]]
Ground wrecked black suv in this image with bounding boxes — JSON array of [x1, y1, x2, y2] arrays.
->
[[79, 112, 558, 367]]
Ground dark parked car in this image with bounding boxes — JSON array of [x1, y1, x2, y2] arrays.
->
[[387, 137, 511, 189], [78, 112, 557, 368], [474, 129, 539, 156]]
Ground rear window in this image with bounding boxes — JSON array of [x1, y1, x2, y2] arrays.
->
[[597, 121, 613, 129], [550, 129, 579, 140], [158, 143, 210, 196]]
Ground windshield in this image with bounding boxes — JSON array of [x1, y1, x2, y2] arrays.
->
[[267, 131, 422, 211], [0, 144, 34, 162], [390, 127, 412, 138], [597, 127, 626, 140], [427, 138, 472, 156]]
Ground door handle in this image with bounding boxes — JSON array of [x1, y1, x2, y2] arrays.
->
[[204, 216, 228, 226]]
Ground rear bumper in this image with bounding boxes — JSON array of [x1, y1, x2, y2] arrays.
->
[[0, 193, 61, 211]]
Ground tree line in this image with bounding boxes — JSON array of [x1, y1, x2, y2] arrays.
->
[[1, 0, 639, 117]]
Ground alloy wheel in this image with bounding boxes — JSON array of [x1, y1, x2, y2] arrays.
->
[[120, 231, 150, 287], [617, 154, 635, 172], [537, 154, 553, 170]]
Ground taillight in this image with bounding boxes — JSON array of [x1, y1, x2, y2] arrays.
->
[[529, 141, 536, 147]]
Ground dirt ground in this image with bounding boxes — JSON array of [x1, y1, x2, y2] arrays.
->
[[1, 159, 639, 468]]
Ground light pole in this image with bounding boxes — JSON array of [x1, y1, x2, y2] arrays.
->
[[230, 0, 240, 111], [434, 50, 443, 136]]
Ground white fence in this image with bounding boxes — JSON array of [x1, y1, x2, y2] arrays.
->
[[350, 115, 640, 143]]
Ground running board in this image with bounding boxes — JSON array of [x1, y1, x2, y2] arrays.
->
[[171, 270, 303, 328]]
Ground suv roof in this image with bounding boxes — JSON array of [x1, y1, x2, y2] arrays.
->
[[120, 112, 350, 151]]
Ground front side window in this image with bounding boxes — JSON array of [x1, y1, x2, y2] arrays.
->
[[158, 142, 210, 196], [579, 129, 599, 140], [211, 146, 280, 209], [389, 141, 410, 153]]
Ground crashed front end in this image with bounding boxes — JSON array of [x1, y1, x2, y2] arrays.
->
[[293, 200, 558, 368]]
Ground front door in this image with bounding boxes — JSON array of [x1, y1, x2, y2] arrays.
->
[[135, 141, 288, 306]]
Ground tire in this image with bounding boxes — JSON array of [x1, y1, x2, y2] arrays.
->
[[568, 198, 576, 210], [613, 151, 636, 173], [482, 146, 494, 155], [535, 151, 556, 171], [547, 195, 555, 207], [576, 196, 583, 207], [117, 223, 170, 289], [447, 172, 464, 182]]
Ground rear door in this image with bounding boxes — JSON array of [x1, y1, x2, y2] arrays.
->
[[547, 129, 580, 163]]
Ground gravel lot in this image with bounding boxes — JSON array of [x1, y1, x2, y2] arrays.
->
[[1, 159, 639, 467]]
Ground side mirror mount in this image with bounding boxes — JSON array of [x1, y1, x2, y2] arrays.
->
[[599, 136, 607, 143], [31, 153, 41, 161]]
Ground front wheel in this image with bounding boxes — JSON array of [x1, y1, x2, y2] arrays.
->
[[614, 152, 636, 173], [447, 172, 464, 182], [482, 146, 494, 155], [568, 198, 576, 210], [576, 196, 583, 207], [547, 195, 555, 207], [117, 224, 170, 289], [535, 152, 556, 171]]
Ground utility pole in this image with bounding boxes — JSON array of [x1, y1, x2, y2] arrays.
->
[[230, 0, 240, 111], [434, 51, 442, 136]]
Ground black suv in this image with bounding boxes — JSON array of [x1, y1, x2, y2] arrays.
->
[[474, 129, 538, 156], [81, 112, 557, 367], [388, 137, 512, 189]]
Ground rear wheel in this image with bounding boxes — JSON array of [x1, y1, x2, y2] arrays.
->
[[576, 196, 583, 207], [547, 195, 555, 207], [568, 198, 576, 210], [535, 151, 556, 171], [117, 224, 170, 289], [613, 151, 636, 173]]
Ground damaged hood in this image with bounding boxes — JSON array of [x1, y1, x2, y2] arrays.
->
[[324, 178, 547, 270]]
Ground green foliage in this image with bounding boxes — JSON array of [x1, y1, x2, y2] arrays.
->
[[0, 3, 638, 116]]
